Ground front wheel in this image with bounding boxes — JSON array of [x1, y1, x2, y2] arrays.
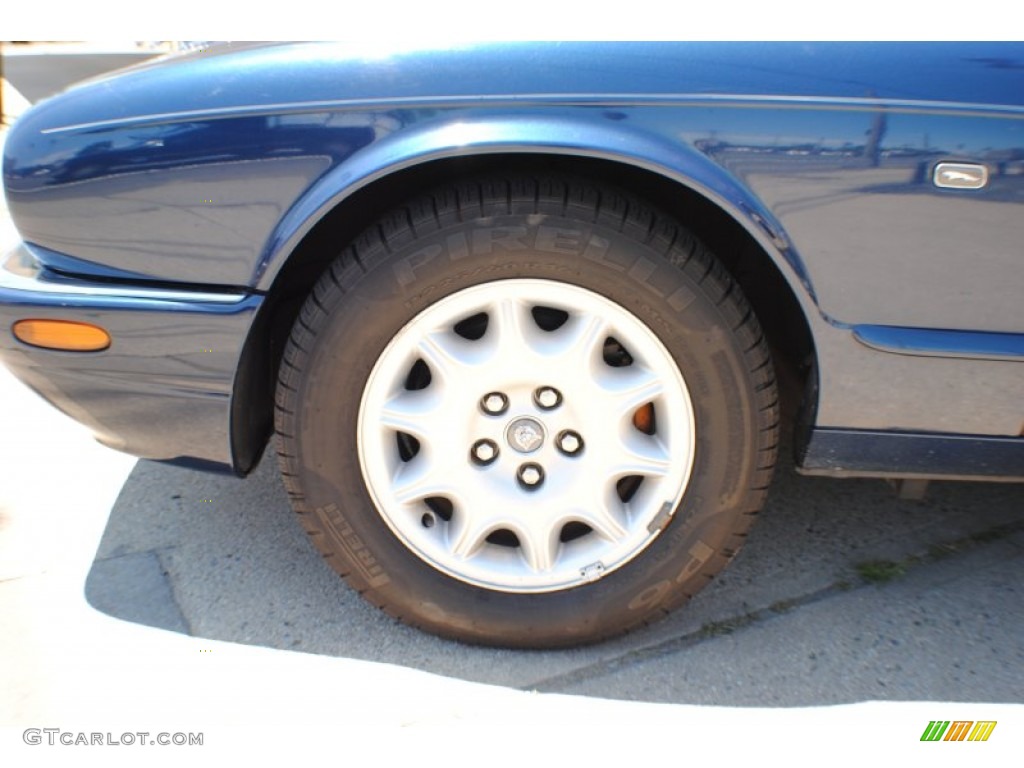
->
[[275, 176, 778, 647]]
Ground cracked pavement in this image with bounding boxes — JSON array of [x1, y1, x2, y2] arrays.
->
[[85, 437, 1024, 705]]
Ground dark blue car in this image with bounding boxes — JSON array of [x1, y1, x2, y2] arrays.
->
[[2, 42, 1021, 646]]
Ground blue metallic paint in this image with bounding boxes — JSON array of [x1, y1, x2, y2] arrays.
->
[[1, 42, 1022, 476], [853, 325, 1024, 362], [252, 111, 802, 292], [0, 243, 260, 464], [7, 42, 1023, 329]]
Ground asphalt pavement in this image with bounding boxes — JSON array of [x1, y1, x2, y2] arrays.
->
[[86, 435, 1024, 705]]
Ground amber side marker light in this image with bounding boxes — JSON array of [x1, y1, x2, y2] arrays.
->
[[12, 319, 111, 352]]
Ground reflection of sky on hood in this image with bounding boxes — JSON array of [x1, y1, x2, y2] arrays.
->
[[3, 113, 388, 191], [7, 41, 1023, 191]]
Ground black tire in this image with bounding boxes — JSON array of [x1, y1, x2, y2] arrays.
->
[[275, 176, 778, 648]]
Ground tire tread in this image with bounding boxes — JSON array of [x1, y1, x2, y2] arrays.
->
[[274, 173, 780, 647]]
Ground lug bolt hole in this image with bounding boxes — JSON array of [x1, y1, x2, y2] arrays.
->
[[517, 462, 545, 489], [471, 439, 499, 466], [480, 392, 509, 416], [533, 386, 562, 410], [556, 430, 584, 456], [421, 512, 436, 528]]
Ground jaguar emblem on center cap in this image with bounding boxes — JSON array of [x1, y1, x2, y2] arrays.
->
[[507, 417, 545, 453]]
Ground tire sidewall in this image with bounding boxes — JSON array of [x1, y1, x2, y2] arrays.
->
[[290, 211, 761, 646]]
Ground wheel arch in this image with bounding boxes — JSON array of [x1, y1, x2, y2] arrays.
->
[[231, 135, 818, 474]]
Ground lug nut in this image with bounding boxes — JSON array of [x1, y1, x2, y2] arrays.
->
[[533, 386, 562, 410], [517, 462, 545, 489], [481, 392, 509, 416], [471, 439, 499, 465], [556, 430, 584, 456]]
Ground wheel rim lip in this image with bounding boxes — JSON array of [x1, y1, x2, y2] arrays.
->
[[357, 278, 696, 593]]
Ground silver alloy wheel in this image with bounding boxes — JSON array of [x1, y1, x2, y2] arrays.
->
[[357, 279, 696, 592]]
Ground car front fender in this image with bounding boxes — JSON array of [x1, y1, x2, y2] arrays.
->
[[252, 112, 816, 313]]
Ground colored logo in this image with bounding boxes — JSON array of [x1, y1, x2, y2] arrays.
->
[[920, 721, 997, 742]]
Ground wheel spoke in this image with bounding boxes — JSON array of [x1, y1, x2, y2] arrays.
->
[[391, 453, 452, 504], [614, 432, 672, 478], [604, 367, 665, 417], [416, 331, 452, 378], [448, 509, 499, 560], [517, 523, 558, 573], [489, 297, 540, 358], [378, 390, 444, 439], [579, 493, 629, 543], [558, 312, 609, 366], [415, 329, 482, 381]]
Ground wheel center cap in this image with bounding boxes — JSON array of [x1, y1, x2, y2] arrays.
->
[[506, 417, 545, 454]]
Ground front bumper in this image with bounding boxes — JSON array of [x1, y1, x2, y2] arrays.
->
[[0, 242, 262, 469]]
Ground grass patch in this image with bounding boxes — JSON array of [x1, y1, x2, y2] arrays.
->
[[769, 598, 797, 614], [928, 542, 960, 559], [855, 521, 1020, 586], [697, 616, 751, 638], [969, 529, 1004, 544], [856, 559, 907, 584]]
